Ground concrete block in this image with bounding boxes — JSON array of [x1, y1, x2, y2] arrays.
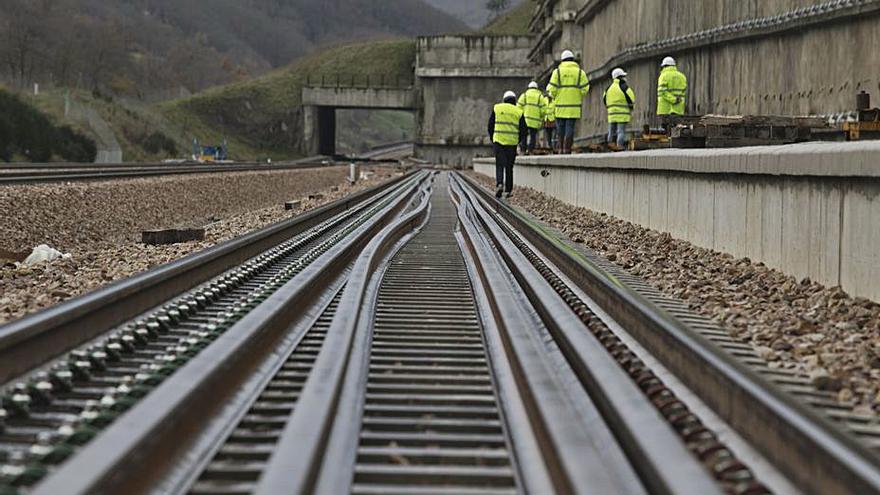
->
[[713, 180, 748, 258], [744, 181, 765, 262], [666, 174, 690, 240], [599, 171, 614, 215], [285, 200, 302, 211], [142, 228, 206, 246], [648, 174, 669, 233], [760, 183, 784, 271], [687, 177, 715, 249], [631, 173, 652, 229], [840, 184, 880, 300], [805, 184, 842, 287], [780, 179, 811, 280]]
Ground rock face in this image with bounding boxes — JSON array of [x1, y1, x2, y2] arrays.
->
[[468, 172, 880, 416], [0, 167, 397, 325]]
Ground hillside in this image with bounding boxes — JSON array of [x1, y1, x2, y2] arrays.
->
[[162, 39, 418, 160], [425, 0, 526, 28], [0, 0, 467, 97], [483, 0, 536, 35], [0, 89, 96, 162]]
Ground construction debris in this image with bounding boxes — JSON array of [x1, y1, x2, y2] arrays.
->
[[141, 228, 206, 246], [670, 114, 826, 148], [22, 245, 71, 266]]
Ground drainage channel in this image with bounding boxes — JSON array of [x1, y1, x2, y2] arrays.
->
[[351, 181, 519, 494]]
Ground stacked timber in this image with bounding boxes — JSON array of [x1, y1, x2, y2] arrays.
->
[[670, 115, 827, 148]]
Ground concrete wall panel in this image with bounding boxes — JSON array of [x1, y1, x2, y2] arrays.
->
[[841, 186, 880, 301]]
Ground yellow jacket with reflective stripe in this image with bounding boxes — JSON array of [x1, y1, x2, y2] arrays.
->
[[603, 78, 635, 123], [547, 61, 590, 119], [657, 66, 687, 116], [517, 88, 545, 129], [492, 102, 524, 146], [543, 96, 556, 123]]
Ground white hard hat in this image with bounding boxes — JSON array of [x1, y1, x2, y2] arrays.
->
[[661, 56, 676, 67], [528, 81, 538, 89], [503, 90, 517, 101], [612, 68, 627, 79], [560, 50, 574, 60]]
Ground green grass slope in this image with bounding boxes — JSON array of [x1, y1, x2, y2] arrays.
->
[[162, 39, 417, 160], [483, 1, 536, 35]]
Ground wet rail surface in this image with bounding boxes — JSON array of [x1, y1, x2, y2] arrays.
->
[[1, 171, 879, 495]]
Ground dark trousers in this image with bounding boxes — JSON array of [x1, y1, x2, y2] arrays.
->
[[524, 128, 538, 152], [544, 127, 555, 149], [494, 143, 516, 196]]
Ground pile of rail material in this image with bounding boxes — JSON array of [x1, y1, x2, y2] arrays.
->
[[670, 115, 827, 148]]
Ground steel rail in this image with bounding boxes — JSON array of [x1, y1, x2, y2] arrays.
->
[[455, 172, 880, 495], [30, 171, 432, 495], [0, 161, 336, 185], [0, 172, 413, 384], [450, 179, 649, 494], [254, 174, 436, 494], [450, 174, 721, 495]]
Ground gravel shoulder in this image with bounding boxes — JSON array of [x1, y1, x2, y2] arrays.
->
[[0, 167, 399, 324], [469, 171, 880, 416]]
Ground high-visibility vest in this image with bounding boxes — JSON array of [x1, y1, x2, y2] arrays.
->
[[548, 61, 590, 119], [603, 78, 635, 123], [543, 96, 556, 123], [492, 102, 523, 146], [517, 88, 545, 129], [657, 66, 687, 115]]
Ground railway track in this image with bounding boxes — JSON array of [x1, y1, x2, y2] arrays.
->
[[0, 159, 338, 186], [1, 171, 879, 494], [0, 142, 412, 186]]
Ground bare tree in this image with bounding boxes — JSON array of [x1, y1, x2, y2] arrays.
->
[[486, 0, 510, 16], [1, 1, 41, 88]]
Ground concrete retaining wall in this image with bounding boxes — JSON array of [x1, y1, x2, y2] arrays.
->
[[415, 35, 535, 167], [529, 0, 880, 139], [473, 141, 880, 301]]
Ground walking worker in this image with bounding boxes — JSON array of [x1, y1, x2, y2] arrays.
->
[[547, 50, 589, 154], [517, 81, 545, 154], [487, 90, 527, 199], [657, 56, 687, 117], [603, 67, 636, 150], [543, 93, 556, 151]]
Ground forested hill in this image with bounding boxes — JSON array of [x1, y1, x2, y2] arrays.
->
[[0, 0, 467, 96]]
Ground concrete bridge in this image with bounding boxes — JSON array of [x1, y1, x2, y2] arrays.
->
[[302, 86, 417, 156], [302, 35, 535, 166]]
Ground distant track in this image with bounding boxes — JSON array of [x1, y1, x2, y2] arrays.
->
[[0, 160, 336, 186]]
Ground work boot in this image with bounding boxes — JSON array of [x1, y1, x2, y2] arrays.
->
[[505, 191, 513, 199], [495, 184, 503, 198]]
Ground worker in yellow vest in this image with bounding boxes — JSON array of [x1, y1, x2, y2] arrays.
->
[[517, 81, 546, 154], [603, 68, 635, 150], [543, 93, 556, 151], [547, 50, 589, 154], [657, 56, 687, 129], [488, 90, 527, 198]]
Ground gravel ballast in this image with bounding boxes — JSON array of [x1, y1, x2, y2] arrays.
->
[[0, 167, 398, 324], [0, 166, 353, 252], [469, 172, 880, 416]]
